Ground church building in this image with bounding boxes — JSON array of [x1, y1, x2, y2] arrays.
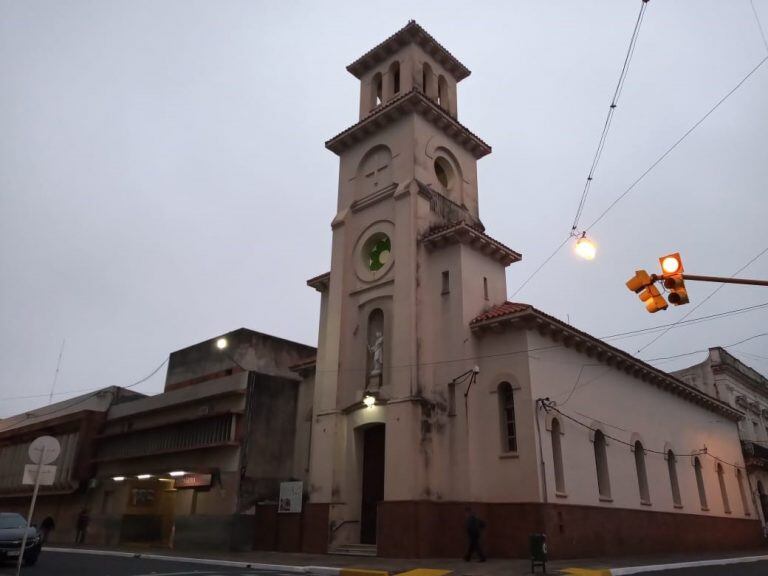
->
[[302, 21, 764, 558]]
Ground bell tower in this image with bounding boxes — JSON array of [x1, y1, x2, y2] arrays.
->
[[307, 21, 521, 551]]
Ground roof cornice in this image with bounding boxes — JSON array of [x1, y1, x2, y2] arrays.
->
[[421, 221, 521, 267], [325, 88, 491, 159], [307, 272, 330, 292], [471, 303, 744, 422], [347, 21, 470, 82]]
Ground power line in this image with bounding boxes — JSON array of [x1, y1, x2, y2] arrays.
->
[[750, 0, 768, 54], [585, 55, 768, 232], [644, 332, 768, 363], [571, 0, 650, 233], [510, 54, 768, 298], [637, 245, 768, 354]]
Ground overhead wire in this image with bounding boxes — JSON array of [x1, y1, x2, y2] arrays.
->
[[750, 0, 768, 54], [636, 245, 768, 354], [644, 332, 768, 363], [511, 53, 768, 298], [571, 0, 649, 233]]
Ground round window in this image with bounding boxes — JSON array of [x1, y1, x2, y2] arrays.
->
[[434, 157, 454, 189], [363, 234, 391, 272]]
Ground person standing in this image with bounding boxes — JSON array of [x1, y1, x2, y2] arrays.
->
[[75, 508, 89, 544], [40, 516, 55, 544], [463, 507, 486, 562]]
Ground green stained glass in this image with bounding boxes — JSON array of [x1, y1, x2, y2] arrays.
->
[[368, 236, 391, 271]]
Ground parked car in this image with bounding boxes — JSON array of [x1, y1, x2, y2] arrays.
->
[[0, 513, 41, 566]]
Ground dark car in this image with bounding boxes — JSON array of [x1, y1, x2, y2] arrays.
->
[[0, 513, 41, 566]]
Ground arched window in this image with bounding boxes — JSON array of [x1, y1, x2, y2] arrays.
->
[[372, 72, 383, 108], [736, 469, 749, 515], [422, 62, 434, 99], [694, 457, 708, 510], [551, 418, 565, 494], [667, 450, 682, 507], [498, 382, 516, 452], [357, 145, 393, 197], [390, 61, 400, 95], [717, 463, 731, 513], [634, 441, 650, 504], [593, 430, 611, 499], [437, 75, 449, 109]]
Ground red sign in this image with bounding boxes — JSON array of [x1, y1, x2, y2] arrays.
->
[[174, 473, 212, 489]]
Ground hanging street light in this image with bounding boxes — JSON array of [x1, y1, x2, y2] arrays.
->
[[574, 232, 597, 261]]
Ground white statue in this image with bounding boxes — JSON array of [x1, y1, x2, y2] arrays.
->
[[368, 331, 383, 376]]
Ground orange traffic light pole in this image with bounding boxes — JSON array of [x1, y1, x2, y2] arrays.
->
[[650, 274, 768, 287]]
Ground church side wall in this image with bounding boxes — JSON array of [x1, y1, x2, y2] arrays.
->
[[525, 330, 755, 520]]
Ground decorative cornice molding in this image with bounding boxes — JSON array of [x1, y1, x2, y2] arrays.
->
[[346, 20, 471, 82], [325, 89, 491, 159], [421, 220, 521, 267], [307, 272, 330, 292], [471, 303, 744, 422]]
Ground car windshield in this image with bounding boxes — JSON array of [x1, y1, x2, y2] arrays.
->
[[0, 514, 27, 529]]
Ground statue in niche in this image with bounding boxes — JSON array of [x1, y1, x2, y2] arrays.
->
[[366, 309, 384, 389], [368, 332, 384, 376]]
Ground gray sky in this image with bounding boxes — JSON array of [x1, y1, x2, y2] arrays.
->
[[1, 0, 767, 417]]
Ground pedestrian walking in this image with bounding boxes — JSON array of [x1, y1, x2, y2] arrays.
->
[[40, 516, 55, 544], [463, 506, 486, 562], [75, 508, 89, 544]]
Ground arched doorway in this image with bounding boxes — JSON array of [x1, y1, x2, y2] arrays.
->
[[360, 424, 385, 544]]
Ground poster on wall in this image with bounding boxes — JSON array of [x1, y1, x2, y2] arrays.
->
[[278, 481, 303, 513]]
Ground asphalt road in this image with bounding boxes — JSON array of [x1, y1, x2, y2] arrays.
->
[[0, 551, 298, 576]]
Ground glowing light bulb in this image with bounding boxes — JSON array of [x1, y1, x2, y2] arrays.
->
[[661, 256, 680, 275], [216, 338, 228, 350], [363, 395, 376, 408], [575, 234, 597, 260]]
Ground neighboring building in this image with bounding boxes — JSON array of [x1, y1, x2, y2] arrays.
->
[[673, 347, 768, 525], [301, 21, 763, 559], [0, 387, 145, 544], [88, 328, 315, 551]]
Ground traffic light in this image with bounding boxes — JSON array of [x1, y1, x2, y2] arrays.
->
[[659, 252, 689, 306], [639, 283, 668, 313], [626, 270, 669, 313]]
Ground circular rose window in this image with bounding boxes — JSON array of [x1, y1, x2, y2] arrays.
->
[[364, 233, 391, 272]]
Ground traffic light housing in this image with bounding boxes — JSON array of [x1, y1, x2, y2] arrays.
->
[[626, 270, 669, 313], [659, 252, 689, 306], [664, 275, 690, 306]]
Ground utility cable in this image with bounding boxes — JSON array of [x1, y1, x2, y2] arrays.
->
[[637, 245, 768, 354], [750, 0, 768, 54], [644, 332, 767, 363], [571, 0, 649, 233], [585, 55, 768, 233]]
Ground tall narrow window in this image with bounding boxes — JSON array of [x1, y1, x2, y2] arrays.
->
[[498, 382, 517, 452], [372, 72, 383, 107], [441, 270, 450, 295], [694, 457, 708, 510], [736, 469, 749, 515], [634, 441, 650, 504], [717, 463, 731, 513], [594, 430, 611, 499], [390, 61, 400, 95], [667, 450, 682, 507], [422, 63, 434, 99], [438, 75, 449, 109], [483, 277, 489, 300], [551, 418, 565, 494]]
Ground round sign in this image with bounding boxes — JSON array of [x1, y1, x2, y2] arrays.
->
[[29, 436, 61, 465]]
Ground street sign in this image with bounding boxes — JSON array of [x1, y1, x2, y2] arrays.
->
[[28, 435, 60, 465], [22, 464, 56, 486]]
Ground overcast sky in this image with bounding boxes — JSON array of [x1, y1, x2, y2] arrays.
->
[[1, 1, 767, 417]]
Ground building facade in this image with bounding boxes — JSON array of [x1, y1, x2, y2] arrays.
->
[[303, 21, 764, 558], [674, 347, 768, 527], [89, 328, 315, 551]]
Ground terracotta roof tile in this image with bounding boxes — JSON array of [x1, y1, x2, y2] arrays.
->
[[471, 301, 532, 324], [347, 21, 470, 81], [421, 221, 522, 266]]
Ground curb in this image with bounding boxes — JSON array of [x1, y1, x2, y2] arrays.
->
[[45, 547, 340, 574], [562, 554, 768, 575]]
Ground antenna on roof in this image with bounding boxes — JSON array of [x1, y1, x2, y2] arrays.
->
[[48, 338, 65, 404]]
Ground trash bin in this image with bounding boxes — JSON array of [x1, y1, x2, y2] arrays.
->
[[529, 532, 547, 574]]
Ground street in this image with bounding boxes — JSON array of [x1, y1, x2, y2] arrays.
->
[[639, 562, 768, 575], [0, 551, 297, 576]]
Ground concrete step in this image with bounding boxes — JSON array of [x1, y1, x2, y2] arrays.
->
[[330, 543, 378, 557]]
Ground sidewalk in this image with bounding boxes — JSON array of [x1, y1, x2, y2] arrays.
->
[[43, 544, 768, 576]]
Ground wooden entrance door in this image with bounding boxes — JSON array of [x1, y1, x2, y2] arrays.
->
[[360, 424, 385, 544]]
